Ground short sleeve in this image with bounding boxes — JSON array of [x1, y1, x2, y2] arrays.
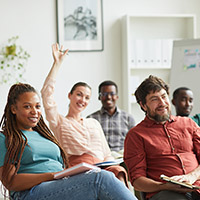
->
[[0, 134, 7, 167]]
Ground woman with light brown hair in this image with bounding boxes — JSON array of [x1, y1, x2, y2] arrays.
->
[[41, 43, 129, 186]]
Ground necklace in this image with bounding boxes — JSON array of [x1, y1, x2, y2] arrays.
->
[[66, 116, 83, 124]]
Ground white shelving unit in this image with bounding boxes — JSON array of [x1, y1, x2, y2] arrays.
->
[[121, 14, 196, 124]]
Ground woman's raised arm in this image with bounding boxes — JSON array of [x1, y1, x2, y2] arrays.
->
[[46, 43, 69, 80]]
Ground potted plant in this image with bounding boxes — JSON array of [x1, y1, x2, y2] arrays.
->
[[0, 36, 30, 84]]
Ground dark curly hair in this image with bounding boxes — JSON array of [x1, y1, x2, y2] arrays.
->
[[134, 75, 169, 112]]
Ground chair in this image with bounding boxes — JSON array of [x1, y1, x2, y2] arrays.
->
[[140, 191, 147, 200]]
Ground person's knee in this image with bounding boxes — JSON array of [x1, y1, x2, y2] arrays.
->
[[100, 169, 114, 178], [98, 169, 117, 182]]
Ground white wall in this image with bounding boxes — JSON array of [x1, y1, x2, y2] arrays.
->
[[0, 0, 200, 119], [0, 0, 200, 198]]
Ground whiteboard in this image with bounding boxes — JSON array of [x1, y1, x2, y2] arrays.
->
[[169, 38, 200, 116]]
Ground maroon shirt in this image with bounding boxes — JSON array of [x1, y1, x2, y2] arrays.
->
[[124, 115, 200, 199]]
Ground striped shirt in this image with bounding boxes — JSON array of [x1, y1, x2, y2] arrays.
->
[[87, 107, 135, 152]]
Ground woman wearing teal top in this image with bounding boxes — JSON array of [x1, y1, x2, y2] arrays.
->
[[0, 81, 137, 200]]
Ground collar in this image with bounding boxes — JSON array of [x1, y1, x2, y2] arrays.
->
[[144, 115, 176, 127], [100, 106, 121, 115]]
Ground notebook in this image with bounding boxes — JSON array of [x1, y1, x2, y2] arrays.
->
[[160, 174, 200, 189], [94, 158, 123, 167], [54, 162, 101, 179]]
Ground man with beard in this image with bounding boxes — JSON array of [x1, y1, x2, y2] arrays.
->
[[87, 80, 135, 155], [124, 75, 200, 200], [171, 87, 193, 117]]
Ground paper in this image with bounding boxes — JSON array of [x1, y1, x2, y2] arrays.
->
[[183, 48, 200, 70], [54, 162, 100, 179], [160, 174, 200, 189]]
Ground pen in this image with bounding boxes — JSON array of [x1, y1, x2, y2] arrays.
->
[[59, 50, 69, 55]]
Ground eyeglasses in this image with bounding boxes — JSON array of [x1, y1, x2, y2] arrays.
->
[[99, 92, 117, 97]]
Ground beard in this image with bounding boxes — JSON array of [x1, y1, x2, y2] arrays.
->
[[146, 105, 170, 123]]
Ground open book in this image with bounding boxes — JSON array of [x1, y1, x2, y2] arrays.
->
[[54, 162, 100, 179], [160, 174, 200, 189], [94, 158, 124, 167]]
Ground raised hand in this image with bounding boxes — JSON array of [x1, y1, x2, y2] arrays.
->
[[52, 43, 69, 63], [45, 44, 69, 79]]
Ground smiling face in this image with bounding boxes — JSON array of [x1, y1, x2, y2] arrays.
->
[[140, 88, 171, 123], [172, 89, 193, 117], [11, 92, 42, 131], [68, 86, 91, 113], [99, 85, 119, 111]]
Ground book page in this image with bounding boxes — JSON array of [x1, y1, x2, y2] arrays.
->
[[54, 162, 100, 179], [160, 174, 200, 189]]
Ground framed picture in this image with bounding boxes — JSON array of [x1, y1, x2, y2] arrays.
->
[[56, 0, 104, 52]]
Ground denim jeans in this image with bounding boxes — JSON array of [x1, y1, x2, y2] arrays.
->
[[10, 170, 137, 200]]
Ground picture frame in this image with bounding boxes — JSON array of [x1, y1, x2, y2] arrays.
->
[[56, 0, 104, 52]]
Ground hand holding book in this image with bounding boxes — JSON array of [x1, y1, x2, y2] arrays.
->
[[54, 159, 124, 179], [160, 174, 200, 189], [54, 162, 100, 179]]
